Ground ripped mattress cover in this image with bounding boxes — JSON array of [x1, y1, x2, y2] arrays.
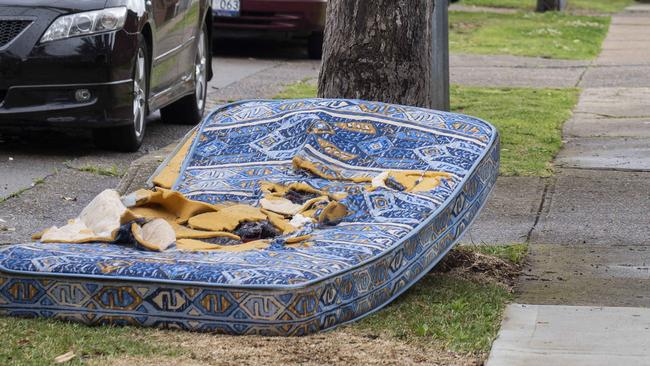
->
[[0, 99, 499, 335]]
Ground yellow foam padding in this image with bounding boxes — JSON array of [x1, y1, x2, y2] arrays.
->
[[129, 205, 177, 222], [292, 156, 452, 193], [129, 205, 241, 240], [31, 229, 46, 241], [131, 219, 176, 252], [152, 131, 196, 189], [132, 188, 223, 224], [299, 196, 330, 214], [388, 171, 453, 192], [170, 222, 240, 240], [259, 197, 303, 216], [318, 201, 349, 224], [188, 204, 267, 232], [176, 238, 270, 252], [39, 190, 126, 244], [39, 219, 115, 244], [328, 191, 349, 201], [119, 210, 141, 225], [292, 156, 371, 183], [260, 209, 297, 234], [301, 209, 318, 219], [261, 181, 347, 203], [285, 235, 312, 244], [260, 181, 323, 197]]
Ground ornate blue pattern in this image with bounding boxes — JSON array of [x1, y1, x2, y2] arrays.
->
[[0, 99, 499, 335]]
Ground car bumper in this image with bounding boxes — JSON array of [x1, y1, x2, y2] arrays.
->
[[0, 80, 134, 128], [0, 5, 139, 128], [214, 0, 326, 33]]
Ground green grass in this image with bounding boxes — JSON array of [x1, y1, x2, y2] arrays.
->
[[569, 0, 634, 13], [354, 274, 512, 353], [274, 83, 579, 176], [0, 188, 28, 205], [0, 318, 185, 365], [451, 85, 579, 176], [449, 11, 610, 60], [353, 244, 526, 354], [275, 80, 318, 99], [459, 0, 634, 13], [75, 164, 124, 177], [461, 243, 529, 265], [0, 178, 46, 204], [460, 0, 534, 9]]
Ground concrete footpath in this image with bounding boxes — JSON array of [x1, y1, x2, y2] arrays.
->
[[487, 4, 650, 365]]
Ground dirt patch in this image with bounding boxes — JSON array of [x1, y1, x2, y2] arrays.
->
[[88, 248, 515, 366], [449, 21, 482, 34], [436, 249, 523, 290], [95, 329, 479, 366]]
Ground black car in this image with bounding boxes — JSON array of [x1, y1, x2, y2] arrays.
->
[[0, 0, 213, 151]]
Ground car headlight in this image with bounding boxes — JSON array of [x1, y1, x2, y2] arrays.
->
[[41, 7, 128, 43]]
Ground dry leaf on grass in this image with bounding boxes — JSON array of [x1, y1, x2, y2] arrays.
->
[[54, 351, 76, 364], [94, 329, 478, 366]]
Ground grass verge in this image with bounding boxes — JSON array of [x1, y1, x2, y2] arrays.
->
[[352, 244, 526, 356], [451, 85, 579, 176], [459, 0, 634, 13], [0, 178, 47, 205], [0, 245, 525, 365], [275, 80, 318, 99], [449, 11, 610, 60], [0, 318, 186, 365], [274, 82, 579, 176], [352, 273, 512, 354], [75, 164, 124, 177], [463, 243, 528, 265]]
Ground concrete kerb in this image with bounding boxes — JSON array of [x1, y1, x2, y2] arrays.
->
[[116, 143, 175, 195]]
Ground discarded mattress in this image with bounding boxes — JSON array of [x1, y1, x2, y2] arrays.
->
[[0, 99, 499, 335]]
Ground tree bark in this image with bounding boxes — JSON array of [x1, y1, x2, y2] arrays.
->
[[537, 0, 567, 12], [318, 0, 446, 110]]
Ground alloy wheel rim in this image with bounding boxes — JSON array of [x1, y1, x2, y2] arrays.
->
[[133, 48, 146, 139], [195, 31, 207, 111]]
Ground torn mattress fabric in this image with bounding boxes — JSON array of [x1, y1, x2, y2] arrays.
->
[[0, 99, 499, 336]]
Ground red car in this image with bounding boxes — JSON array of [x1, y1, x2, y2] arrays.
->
[[213, 0, 327, 59]]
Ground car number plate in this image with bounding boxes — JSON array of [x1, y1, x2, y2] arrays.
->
[[214, 0, 240, 17]]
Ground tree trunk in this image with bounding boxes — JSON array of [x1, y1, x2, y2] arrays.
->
[[318, 0, 447, 110], [537, 0, 567, 12]]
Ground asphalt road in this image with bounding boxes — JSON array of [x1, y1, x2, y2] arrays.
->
[[0, 37, 320, 202]]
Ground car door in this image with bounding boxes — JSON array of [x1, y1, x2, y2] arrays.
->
[[149, 0, 186, 102], [177, 0, 201, 82]]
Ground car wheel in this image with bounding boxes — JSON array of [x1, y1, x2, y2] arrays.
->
[[307, 32, 323, 60], [161, 25, 209, 125], [93, 36, 148, 152]]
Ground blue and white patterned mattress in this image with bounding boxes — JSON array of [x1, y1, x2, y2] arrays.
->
[[0, 99, 499, 335]]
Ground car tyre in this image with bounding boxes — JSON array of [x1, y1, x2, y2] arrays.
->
[[161, 25, 209, 125], [307, 32, 323, 60], [93, 35, 149, 152]]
